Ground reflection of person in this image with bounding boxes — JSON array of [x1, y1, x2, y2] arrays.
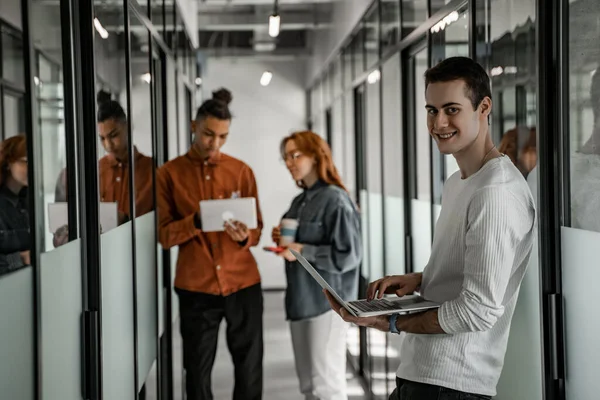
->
[[157, 88, 264, 400], [0, 136, 31, 275], [570, 68, 600, 231], [271, 131, 361, 400], [326, 57, 536, 399], [97, 100, 154, 223], [498, 126, 537, 177]]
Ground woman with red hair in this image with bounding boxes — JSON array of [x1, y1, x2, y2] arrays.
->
[[271, 131, 362, 400], [0, 136, 31, 275]]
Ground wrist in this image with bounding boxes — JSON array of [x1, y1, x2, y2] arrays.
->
[[389, 313, 401, 334]]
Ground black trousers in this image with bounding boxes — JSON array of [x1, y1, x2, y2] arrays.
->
[[389, 378, 492, 400], [177, 284, 264, 400]]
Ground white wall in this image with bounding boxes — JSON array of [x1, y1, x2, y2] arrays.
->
[[203, 59, 306, 289], [306, 0, 373, 87]]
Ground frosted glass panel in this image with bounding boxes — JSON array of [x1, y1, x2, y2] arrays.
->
[[411, 199, 431, 272], [41, 240, 82, 399], [102, 223, 135, 398], [136, 212, 158, 388], [0, 267, 34, 400], [384, 196, 405, 276], [360, 190, 371, 278], [368, 193, 384, 280], [496, 235, 542, 399], [562, 226, 600, 400]]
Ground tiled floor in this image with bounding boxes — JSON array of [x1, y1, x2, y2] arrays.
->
[[149, 291, 370, 399]]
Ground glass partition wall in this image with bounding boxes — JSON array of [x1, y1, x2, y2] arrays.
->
[[0, 0, 198, 399], [308, 0, 591, 399]]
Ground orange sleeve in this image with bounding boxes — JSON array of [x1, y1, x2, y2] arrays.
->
[[157, 166, 200, 249], [134, 159, 155, 217], [240, 165, 263, 248]]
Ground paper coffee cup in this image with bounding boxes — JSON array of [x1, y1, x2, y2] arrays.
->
[[280, 219, 299, 246]]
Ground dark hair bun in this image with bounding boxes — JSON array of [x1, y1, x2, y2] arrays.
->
[[212, 88, 233, 105], [97, 90, 112, 106]]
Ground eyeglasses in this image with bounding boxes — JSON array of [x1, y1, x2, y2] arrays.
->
[[281, 151, 304, 163]]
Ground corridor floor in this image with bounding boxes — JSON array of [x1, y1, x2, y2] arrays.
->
[[156, 290, 369, 399]]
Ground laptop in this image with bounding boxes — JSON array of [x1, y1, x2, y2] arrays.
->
[[289, 249, 440, 318], [199, 197, 258, 232]]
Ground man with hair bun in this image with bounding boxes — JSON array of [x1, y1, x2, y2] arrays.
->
[[157, 88, 265, 400]]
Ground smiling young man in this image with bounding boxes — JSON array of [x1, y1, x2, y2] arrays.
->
[[157, 88, 264, 400], [326, 57, 536, 399]]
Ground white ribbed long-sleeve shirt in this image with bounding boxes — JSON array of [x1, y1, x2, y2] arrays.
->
[[397, 156, 536, 396]]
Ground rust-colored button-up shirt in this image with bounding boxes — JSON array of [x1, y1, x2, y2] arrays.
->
[[98, 147, 155, 219], [157, 148, 263, 296]]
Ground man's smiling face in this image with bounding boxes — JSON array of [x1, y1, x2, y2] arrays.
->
[[425, 79, 491, 156]]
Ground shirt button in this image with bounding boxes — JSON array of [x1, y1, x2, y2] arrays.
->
[[206, 175, 210, 180], [212, 243, 218, 249], [216, 265, 221, 271], [116, 177, 121, 182], [204, 161, 208, 166], [118, 163, 122, 167]]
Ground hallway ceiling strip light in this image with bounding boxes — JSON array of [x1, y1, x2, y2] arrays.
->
[[430, 11, 459, 33]]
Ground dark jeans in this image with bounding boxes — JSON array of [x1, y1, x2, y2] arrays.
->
[[177, 284, 264, 400], [389, 378, 493, 400]]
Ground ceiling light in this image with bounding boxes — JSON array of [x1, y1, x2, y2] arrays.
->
[[430, 11, 459, 33], [254, 42, 276, 52], [260, 71, 273, 86], [491, 66, 504, 77], [269, 14, 280, 38], [367, 69, 381, 84], [141, 73, 151, 84], [94, 18, 109, 39], [195, 77, 202, 86]]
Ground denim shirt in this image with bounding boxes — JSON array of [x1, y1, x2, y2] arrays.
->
[[282, 180, 362, 321]]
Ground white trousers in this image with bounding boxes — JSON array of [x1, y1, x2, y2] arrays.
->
[[289, 311, 349, 400]]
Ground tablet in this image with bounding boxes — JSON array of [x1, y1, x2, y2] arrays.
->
[[199, 197, 258, 232], [48, 202, 119, 233]]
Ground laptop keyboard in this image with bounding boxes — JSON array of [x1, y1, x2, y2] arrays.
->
[[348, 296, 426, 313]]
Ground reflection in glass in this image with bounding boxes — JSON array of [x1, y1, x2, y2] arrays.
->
[[2, 92, 26, 139], [129, 12, 158, 399], [411, 47, 431, 274], [568, 0, 600, 233], [0, 136, 30, 275], [352, 29, 365, 78], [27, 0, 73, 251], [381, 0, 400, 56], [93, 1, 136, 397], [365, 3, 380, 69], [401, 0, 428, 38], [1, 26, 25, 88]]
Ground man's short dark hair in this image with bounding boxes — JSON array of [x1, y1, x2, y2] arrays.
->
[[97, 100, 127, 124], [424, 57, 492, 110]]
